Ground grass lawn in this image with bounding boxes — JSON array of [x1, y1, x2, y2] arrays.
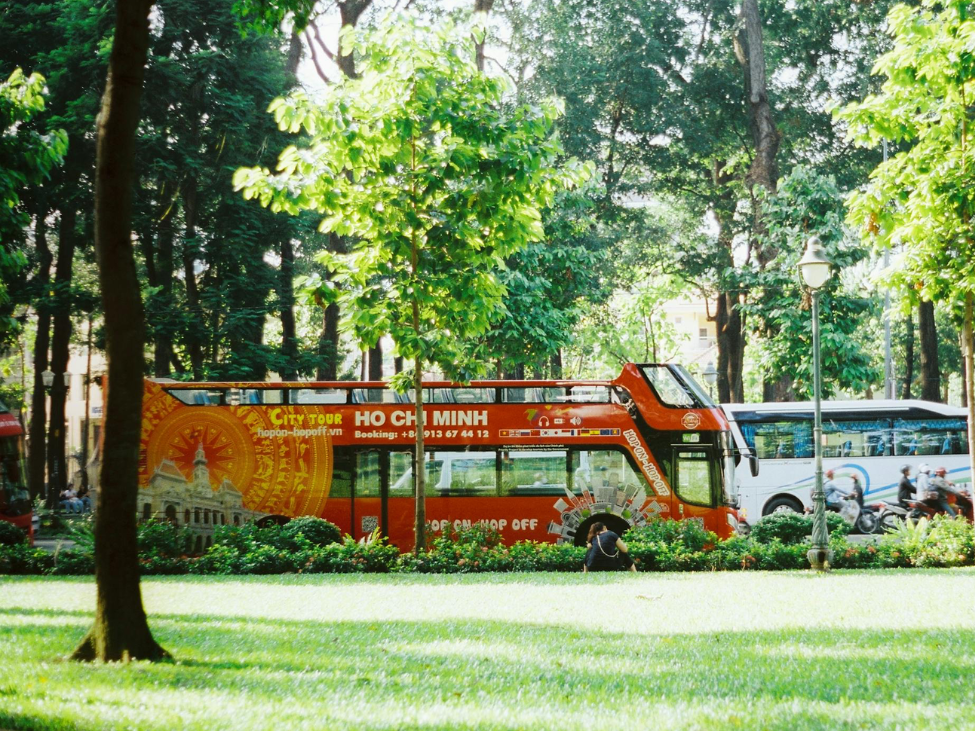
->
[[1, 570, 974, 731]]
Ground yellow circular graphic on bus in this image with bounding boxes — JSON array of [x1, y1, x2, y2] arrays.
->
[[139, 382, 332, 519]]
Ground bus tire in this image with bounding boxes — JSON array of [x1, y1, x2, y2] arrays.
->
[[574, 514, 631, 548], [762, 496, 804, 516]]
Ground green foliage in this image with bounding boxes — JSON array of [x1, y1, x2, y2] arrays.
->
[[237, 14, 589, 386], [907, 515, 974, 568], [0, 68, 66, 340], [0, 543, 51, 574], [840, 0, 975, 304], [305, 538, 401, 574], [0, 520, 26, 546], [750, 511, 850, 546], [743, 167, 881, 397], [280, 516, 341, 549]]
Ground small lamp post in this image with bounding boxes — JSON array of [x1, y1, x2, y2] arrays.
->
[[703, 361, 718, 399], [798, 235, 833, 570], [41, 369, 54, 390]]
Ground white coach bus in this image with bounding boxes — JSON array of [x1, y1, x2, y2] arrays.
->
[[722, 400, 970, 520]]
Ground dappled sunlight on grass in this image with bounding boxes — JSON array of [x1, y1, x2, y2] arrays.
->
[[1, 571, 974, 729]]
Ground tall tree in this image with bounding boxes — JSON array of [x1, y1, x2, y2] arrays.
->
[[840, 0, 975, 521], [71, 0, 167, 662], [918, 299, 941, 401], [236, 15, 587, 551]]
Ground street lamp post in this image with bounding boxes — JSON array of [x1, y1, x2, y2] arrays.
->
[[799, 236, 833, 571], [703, 361, 718, 399]]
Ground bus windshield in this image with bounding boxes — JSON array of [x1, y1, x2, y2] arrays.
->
[[0, 434, 29, 518]]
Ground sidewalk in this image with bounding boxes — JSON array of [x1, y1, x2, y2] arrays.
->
[[34, 538, 77, 552]]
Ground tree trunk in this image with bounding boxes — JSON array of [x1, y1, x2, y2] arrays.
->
[[550, 349, 563, 379], [918, 299, 940, 401], [316, 303, 340, 380], [71, 0, 168, 663], [734, 0, 780, 251], [47, 208, 77, 505], [182, 175, 203, 379], [473, 0, 495, 71], [963, 294, 975, 525], [28, 208, 52, 502], [394, 355, 403, 374], [152, 197, 176, 377], [368, 340, 383, 381], [279, 238, 298, 381], [337, 0, 372, 78], [715, 292, 745, 403], [901, 308, 915, 399], [961, 328, 969, 408]]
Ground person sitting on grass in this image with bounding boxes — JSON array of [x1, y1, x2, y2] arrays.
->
[[583, 522, 637, 573]]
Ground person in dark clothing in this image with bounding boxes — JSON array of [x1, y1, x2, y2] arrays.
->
[[897, 465, 914, 508], [584, 522, 637, 573], [850, 475, 865, 507]]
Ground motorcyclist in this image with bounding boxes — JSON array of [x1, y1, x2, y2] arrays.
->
[[897, 464, 914, 508], [928, 466, 965, 517], [823, 469, 853, 508], [915, 464, 932, 505]]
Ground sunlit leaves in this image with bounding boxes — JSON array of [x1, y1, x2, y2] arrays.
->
[[236, 13, 589, 384]]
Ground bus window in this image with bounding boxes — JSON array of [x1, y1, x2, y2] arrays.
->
[[640, 365, 694, 408], [740, 420, 812, 460], [823, 420, 888, 458], [431, 451, 496, 495], [389, 452, 414, 496], [295, 388, 349, 404], [449, 388, 496, 404], [566, 386, 610, 403], [894, 419, 968, 456], [166, 389, 226, 406], [570, 449, 651, 503], [675, 450, 713, 506], [500, 450, 567, 494], [502, 388, 567, 403], [239, 389, 283, 405], [355, 452, 380, 497], [330, 449, 353, 497]]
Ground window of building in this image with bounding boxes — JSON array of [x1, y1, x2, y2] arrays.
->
[[184, 509, 191, 525], [194, 508, 201, 524], [143, 503, 152, 521]]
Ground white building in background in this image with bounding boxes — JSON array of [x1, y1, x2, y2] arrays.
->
[[63, 349, 105, 487], [659, 297, 717, 370]]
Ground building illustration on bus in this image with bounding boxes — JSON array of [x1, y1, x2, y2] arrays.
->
[[138, 363, 741, 550]]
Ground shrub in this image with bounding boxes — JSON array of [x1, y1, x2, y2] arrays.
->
[[828, 537, 879, 569], [913, 515, 974, 568], [750, 511, 850, 545], [625, 518, 716, 553], [190, 544, 242, 575], [50, 548, 94, 575], [281, 517, 341, 549], [138, 520, 185, 558], [0, 544, 51, 574], [305, 538, 400, 573], [239, 544, 307, 574], [0, 521, 26, 546]]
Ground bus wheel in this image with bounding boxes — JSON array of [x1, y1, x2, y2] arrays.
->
[[574, 514, 631, 547], [762, 496, 804, 516]]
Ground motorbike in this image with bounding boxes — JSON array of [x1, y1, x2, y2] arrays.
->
[[876, 491, 974, 531], [827, 497, 879, 534]]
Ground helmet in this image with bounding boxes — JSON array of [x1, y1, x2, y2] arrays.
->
[[918, 463, 931, 474], [935, 467, 947, 477], [900, 464, 911, 474]]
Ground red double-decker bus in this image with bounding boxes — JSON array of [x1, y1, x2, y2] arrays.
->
[[138, 363, 740, 551], [0, 401, 31, 543]]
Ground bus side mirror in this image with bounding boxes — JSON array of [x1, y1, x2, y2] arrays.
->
[[749, 454, 759, 477]]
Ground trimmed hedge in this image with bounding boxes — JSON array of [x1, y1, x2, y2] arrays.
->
[[3, 514, 973, 575]]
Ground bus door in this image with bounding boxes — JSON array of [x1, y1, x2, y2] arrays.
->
[[670, 446, 718, 528]]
